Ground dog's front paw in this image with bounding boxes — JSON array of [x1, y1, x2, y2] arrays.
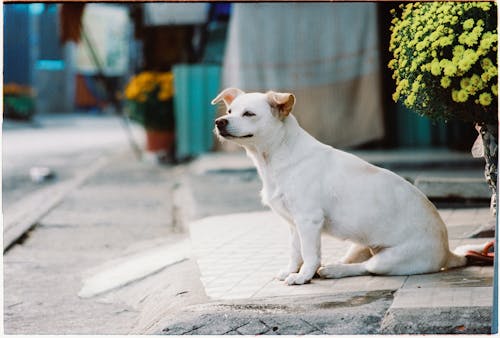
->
[[276, 269, 291, 281], [284, 273, 311, 285]]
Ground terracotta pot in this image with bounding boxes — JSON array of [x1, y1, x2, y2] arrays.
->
[[145, 129, 175, 153]]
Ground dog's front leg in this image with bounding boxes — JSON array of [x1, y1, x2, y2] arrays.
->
[[284, 216, 322, 285], [277, 225, 303, 281]]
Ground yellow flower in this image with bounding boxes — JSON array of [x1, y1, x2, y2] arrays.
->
[[492, 84, 498, 96], [443, 63, 458, 77], [431, 60, 441, 76], [416, 41, 427, 51], [124, 82, 140, 100], [463, 18, 474, 30], [458, 60, 469, 72], [389, 1, 497, 111], [412, 81, 421, 92], [405, 93, 416, 106], [441, 77, 451, 88], [481, 58, 493, 70], [453, 45, 465, 56], [456, 90, 469, 102], [481, 72, 491, 82], [478, 2, 491, 11], [460, 78, 471, 89], [124, 71, 174, 103], [479, 92, 492, 106], [470, 74, 482, 88]]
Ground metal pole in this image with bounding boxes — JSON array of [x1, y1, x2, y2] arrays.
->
[[80, 26, 143, 160]]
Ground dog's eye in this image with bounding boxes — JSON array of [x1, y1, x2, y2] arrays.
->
[[227, 109, 232, 114], [243, 111, 256, 117]]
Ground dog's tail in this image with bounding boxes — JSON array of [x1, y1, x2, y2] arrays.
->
[[446, 242, 494, 268], [445, 250, 468, 269]]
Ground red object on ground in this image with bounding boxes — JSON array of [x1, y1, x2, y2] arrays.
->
[[145, 130, 175, 153], [465, 241, 495, 265]]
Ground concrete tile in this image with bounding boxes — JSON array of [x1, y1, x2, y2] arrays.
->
[[447, 224, 482, 239], [446, 208, 480, 226], [333, 275, 406, 292], [438, 209, 454, 223], [403, 267, 493, 289], [449, 238, 492, 249], [206, 278, 243, 289], [391, 287, 493, 308], [474, 208, 495, 223], [205, 288, 229, 299], [222, 290, 257, 300], [236, 319, 270, 335]]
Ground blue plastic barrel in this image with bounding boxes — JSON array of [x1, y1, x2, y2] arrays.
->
[[173, 64, 221, 160]]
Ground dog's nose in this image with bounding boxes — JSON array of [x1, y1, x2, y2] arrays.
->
[[215, 118, 228, 130]]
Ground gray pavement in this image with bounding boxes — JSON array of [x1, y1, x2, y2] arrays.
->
[[2, 113, 143, 210], [3, 113, 145, 250], [3, 150, 192, 334], [3, 142, 496, 334]]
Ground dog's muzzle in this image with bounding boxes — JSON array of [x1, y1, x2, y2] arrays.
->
[[214, 117, 253, 138], [215, 117, 230, 136], [215, 117, 228, 131]]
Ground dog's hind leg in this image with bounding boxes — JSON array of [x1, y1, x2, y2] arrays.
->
[[363, 242, 445, 275], [317, 262, 370, 279], [317, 243, 374, 279], [340, 243, 373, 264], [318, 243, 444, 279]]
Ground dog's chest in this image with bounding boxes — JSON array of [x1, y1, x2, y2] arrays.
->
[[250, 151, 294, 218], [261, 177, 292, 219], [268, 191, 291, 216]]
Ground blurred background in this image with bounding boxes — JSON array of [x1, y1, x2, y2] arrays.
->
[[3, 2, 480, 211]]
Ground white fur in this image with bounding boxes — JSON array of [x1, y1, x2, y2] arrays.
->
[[212, 88, 467, 285]]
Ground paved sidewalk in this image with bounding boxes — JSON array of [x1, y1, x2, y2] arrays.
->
[[160, 150, 495, 334], [3, 150, 191, 334], [190, 210, 492, 301]]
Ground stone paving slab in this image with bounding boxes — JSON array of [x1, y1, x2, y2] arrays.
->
[[391, 287, 493, 308], [159, 290, 396, 335], [380, 306, 492, 334], [403, 266, 493, 289]]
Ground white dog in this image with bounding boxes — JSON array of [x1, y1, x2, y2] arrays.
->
[[212, 88, 469, 286]]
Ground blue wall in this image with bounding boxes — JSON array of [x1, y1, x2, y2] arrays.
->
[[4, 4, 33, 84]]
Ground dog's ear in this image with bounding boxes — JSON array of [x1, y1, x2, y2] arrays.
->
[[211, 88, 245, 106], [267, 91, 296, 120]]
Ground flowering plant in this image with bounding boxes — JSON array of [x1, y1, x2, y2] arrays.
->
[[124, 71, 175, 131], [388, 2, 497, 124]]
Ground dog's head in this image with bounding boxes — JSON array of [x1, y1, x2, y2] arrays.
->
[[211, 88, 296, 146]]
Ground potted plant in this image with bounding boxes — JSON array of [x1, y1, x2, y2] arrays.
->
[[388, 2, 498, 213], [4, 83, 36, 120], [124, 71, 175, 157]]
